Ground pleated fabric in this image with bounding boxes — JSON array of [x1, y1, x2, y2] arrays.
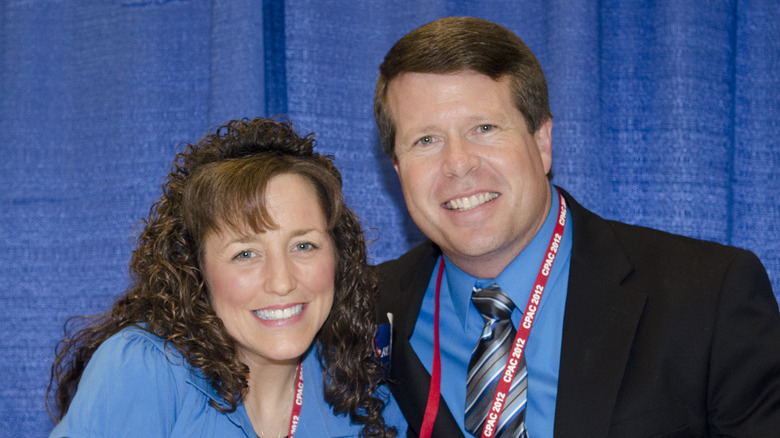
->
[[1, 1, 777, 435]]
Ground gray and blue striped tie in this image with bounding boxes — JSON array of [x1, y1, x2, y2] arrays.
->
[[465, 285, 528, 438]]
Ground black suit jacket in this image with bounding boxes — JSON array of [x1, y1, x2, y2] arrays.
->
[[377, 188, 780, 437]]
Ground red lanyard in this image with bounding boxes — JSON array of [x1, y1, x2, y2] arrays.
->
[[288, 361, 304, 437], [419, 189, 567, 438], [419, 257, 446, 436]]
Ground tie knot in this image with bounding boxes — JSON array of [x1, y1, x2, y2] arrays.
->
[[471, 285, 515, 321]]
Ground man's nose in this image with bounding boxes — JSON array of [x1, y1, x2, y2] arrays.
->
[[442, 136, 479, 177]]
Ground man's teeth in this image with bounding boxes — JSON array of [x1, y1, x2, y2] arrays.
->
[[445, 193, 499, 211], [254, 304, 303, 321]]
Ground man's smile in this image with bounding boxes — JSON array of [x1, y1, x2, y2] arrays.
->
[[444, 192, 499, 211]]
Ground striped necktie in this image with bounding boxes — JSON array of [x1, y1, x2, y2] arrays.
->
[[465, 285, 528, 438]]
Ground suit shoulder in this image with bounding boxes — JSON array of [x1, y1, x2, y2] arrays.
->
[[599, 219, 772, 298], [563, 189, 769, 295], [607, 219, 758, 265], [562, 187, 759, 269], [377, 240, 439, 277], [375, 241, 440, 321]]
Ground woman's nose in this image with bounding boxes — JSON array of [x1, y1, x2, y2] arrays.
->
[[265, 253, 296, 296]]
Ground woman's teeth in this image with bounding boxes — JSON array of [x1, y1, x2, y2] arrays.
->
[[254, 304, 303, 321]]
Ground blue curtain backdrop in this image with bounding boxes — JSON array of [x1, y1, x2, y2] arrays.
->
[[1, 0, 778, 434]]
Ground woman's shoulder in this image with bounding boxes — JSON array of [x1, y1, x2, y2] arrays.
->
[[49, 326, 232, 438], [87, 325, 197, 392], [78, 324, 190, 397], [98, 324, 182, 358]]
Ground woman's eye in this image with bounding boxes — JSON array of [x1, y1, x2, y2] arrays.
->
[[295, 242, 317, 251], [234, 250, 254, 260]]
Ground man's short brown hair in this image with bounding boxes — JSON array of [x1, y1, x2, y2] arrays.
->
[[374, 16, 552, 161]]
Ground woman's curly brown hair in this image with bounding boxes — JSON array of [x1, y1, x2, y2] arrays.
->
[[48, 117, 395, 437]]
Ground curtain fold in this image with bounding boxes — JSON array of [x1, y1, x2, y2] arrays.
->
[[732, 0, 780, 282], [1, 1, 777, 435], [208, 0, 267, 125]]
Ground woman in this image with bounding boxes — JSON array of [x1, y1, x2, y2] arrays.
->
[[48, 118, 400, 437]]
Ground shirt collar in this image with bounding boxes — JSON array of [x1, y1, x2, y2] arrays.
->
[[445, 183, 561, 328], [185, 366, 230, 407]]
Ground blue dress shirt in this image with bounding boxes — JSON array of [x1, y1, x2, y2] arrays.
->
[[49, 325, 406, 437], [409, 185, 573, 437]]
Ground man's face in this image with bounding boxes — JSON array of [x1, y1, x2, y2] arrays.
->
[[387, 70, 553, 278]]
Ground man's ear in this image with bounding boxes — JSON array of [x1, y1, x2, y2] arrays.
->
[[535, 118, 553, 175]]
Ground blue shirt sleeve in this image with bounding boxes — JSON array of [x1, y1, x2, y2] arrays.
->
[[49, 327, 184, 438]]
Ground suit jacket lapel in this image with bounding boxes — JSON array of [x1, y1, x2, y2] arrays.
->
[[553, 189, 647, 436], [380, 242, 464, 437]]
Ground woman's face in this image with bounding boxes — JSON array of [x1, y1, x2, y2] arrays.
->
[[202, 173, 336, 368]]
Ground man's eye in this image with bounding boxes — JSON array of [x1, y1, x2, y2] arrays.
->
[[417, 136, 434, 145], [478, 124, 494, 133]]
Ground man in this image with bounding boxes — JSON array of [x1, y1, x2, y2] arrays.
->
[[374, 16, 780, 437]]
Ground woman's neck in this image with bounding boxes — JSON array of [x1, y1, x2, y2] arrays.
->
[[244, 359, 300, 438]]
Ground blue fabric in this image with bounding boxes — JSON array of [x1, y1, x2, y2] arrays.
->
[[48, 325, 395, 438], [409, 187, 572, 437], [1, 1, 778, 435]]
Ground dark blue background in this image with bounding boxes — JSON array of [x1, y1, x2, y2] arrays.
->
[[2, 1, 778, 435]]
